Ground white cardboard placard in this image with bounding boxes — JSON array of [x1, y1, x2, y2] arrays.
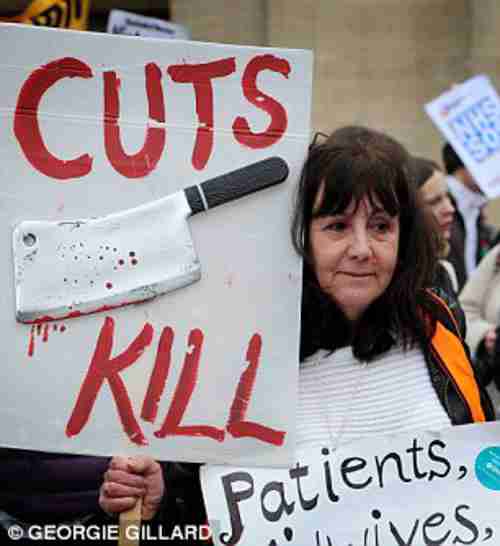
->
[[0, 23, 313, 467], [425, 74, 500, 198], [106, 9, 190, 40], [202, 422, 500, 545]]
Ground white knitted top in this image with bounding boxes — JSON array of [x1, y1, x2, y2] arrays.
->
[[296, 344, 452, 450]]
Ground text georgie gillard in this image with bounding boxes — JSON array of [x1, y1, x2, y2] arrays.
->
[[9, 523, 212, 542]]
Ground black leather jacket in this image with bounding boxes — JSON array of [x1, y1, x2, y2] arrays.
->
[[420, 287, 494, 424], [448, 200, 497, 291]]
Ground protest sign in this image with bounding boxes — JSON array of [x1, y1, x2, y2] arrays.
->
[[0, 23, 312, 466], [425, 74, 500, 198], [0, 0, 91, 30], [107, 9, 190, 40], [201, 421, 500, 545]]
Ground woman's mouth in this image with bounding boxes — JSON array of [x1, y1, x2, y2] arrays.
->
[[440, 221, 452, 237], [339, 272, 374, 277]]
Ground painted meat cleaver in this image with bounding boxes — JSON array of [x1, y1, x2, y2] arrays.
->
[[13, 157, 289, 323]]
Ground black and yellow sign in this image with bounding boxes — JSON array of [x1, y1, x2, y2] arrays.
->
[[0, 0, 91, 30]]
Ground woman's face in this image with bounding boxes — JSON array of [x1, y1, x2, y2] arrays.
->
[[420, 170, 455, 240], [309, 192, 400, 322]]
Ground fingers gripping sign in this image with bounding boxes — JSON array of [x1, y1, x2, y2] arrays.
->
[[126, 457, 165, 521], [100, 456, 165, 545]]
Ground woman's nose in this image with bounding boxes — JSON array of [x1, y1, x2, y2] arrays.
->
[[347, 228, 372, 259], [444, 195, 455, 214], [439, 199, 454, 220]]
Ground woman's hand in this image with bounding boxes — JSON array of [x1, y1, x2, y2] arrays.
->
[[99, 456, 165, 520], [483, 328, 497, 355]]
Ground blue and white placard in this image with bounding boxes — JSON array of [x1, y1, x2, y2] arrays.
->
[[425, 75, 500, 198]]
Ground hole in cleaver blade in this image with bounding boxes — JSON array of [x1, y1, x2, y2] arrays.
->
[[13, 191, 201, 324]]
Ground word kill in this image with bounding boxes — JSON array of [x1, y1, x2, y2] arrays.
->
[[64, 317, 285, 447], [14, 54, 290, 178]]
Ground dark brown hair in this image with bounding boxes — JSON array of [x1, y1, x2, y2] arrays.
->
[[442, 142, 464, 175], [410, 155, 450, 258], [410, 156, 441, 188], [291, 126, 439, 362]]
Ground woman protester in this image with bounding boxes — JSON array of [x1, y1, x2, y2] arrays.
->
[[460, 242, 500, 416], [410, 156, 458, 293], [98, 126, 494, 541]]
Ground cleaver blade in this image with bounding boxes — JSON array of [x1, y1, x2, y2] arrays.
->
[[13, 157, 289, 323]]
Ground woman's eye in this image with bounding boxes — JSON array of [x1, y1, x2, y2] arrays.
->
[[324, 221, 347, 232], [372, 221, 390, 233]]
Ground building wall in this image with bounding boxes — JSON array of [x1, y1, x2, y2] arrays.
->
[[268, 1, 469, 155], [171, 0, 266, 46]]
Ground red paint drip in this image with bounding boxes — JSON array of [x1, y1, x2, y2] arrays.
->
[[42, 324, 49, 342], [141, 327, 174, 423], [118, 259, 125, 266], [28, 325, 35, 357], [105, 282, 113, 289], [155, 328, 225, 442], [131, 258, 138, 266], [60, 325, 67, 333], [22, 298, 153, 325], [226, 333, 285, 446], [53, 324, 58, 332], [36, 324, 42, 336]]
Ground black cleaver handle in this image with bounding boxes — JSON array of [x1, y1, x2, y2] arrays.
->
[[184, 157, 289, 216]]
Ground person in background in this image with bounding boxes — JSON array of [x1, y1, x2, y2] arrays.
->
[[411, 156, 458, 293], [460, 243, 500, 417], [98, 126, 494, 543], [442, 142, 496, 290]]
